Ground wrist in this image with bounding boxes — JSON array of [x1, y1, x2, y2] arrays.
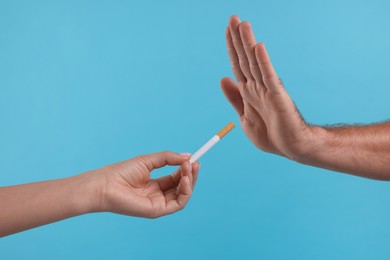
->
[[288, 125, 330, 165], [68, 171, 103, 215]]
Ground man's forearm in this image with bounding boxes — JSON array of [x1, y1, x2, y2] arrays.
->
[[0, 173, 99, 237], [297, 122, 390, 180]]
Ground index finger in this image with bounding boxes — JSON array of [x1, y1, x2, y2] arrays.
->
[[134, 151, 190, 171]]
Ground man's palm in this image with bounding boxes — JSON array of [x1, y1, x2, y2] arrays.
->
[[221, 16, 312, 159]]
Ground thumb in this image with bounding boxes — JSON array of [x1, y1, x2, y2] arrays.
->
[[220, 77, 244, 117]]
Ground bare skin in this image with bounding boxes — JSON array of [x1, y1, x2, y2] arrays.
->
[[221, 15, 390, 180], [0, 151, 199, 237]]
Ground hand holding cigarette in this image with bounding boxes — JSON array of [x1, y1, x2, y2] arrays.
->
[[0, 152, 199, 237], [0, 122, 235, 237]]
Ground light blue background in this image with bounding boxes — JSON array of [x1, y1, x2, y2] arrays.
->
[[1, 0, 390, 259]]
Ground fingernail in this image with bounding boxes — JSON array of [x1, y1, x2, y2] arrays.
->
[[197, 162, 201, 169], [179, 153, 191, 157]]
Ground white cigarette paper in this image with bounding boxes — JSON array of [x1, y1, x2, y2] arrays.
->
[[189, 122, 235, 163]]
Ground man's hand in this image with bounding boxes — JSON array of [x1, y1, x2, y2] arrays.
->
[[221, 15, 315, 160], [221, 15, 390, 180]]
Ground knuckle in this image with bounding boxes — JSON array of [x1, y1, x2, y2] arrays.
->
[[161, 150, 170, 156], [249, 59, 258, 66], [238, 53, 249, 60], [230, 60, 240, 66], [145, 207, 160, 219], [241, 117, 256, 128], [259, 59, 271, 67], [147, 212, 160, 219], [178, 203, 186, 210], [133, 156, 152, 171]]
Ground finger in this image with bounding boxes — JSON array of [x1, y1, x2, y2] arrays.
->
[[255, 43, 282, 93], [239, 22, 263, 84], [163, 162, 198, 211], [136, 151, 190, 171], [229, 15, 254, 81], [182, 161, 193, 184], [177, 175, 192, 205], [191, 162, 200, 190], [226, 27, 246, 82], [156, 166, 182, 192], [155, 160, 191, 192], [220, 77, 244, 117], [163, 189, 178, 202], [155, 171, 178, 192], [164, 176, 192, 214], [175, 160, 194, 196]]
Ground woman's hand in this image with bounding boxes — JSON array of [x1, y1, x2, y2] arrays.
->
[[89, 151, 199, 218], [0, 151, 199, 237]]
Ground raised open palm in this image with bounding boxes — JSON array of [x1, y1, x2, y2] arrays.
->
[[221, 16, 313, 160]]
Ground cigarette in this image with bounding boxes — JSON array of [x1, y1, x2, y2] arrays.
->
[[189, 122, 235, 163]]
